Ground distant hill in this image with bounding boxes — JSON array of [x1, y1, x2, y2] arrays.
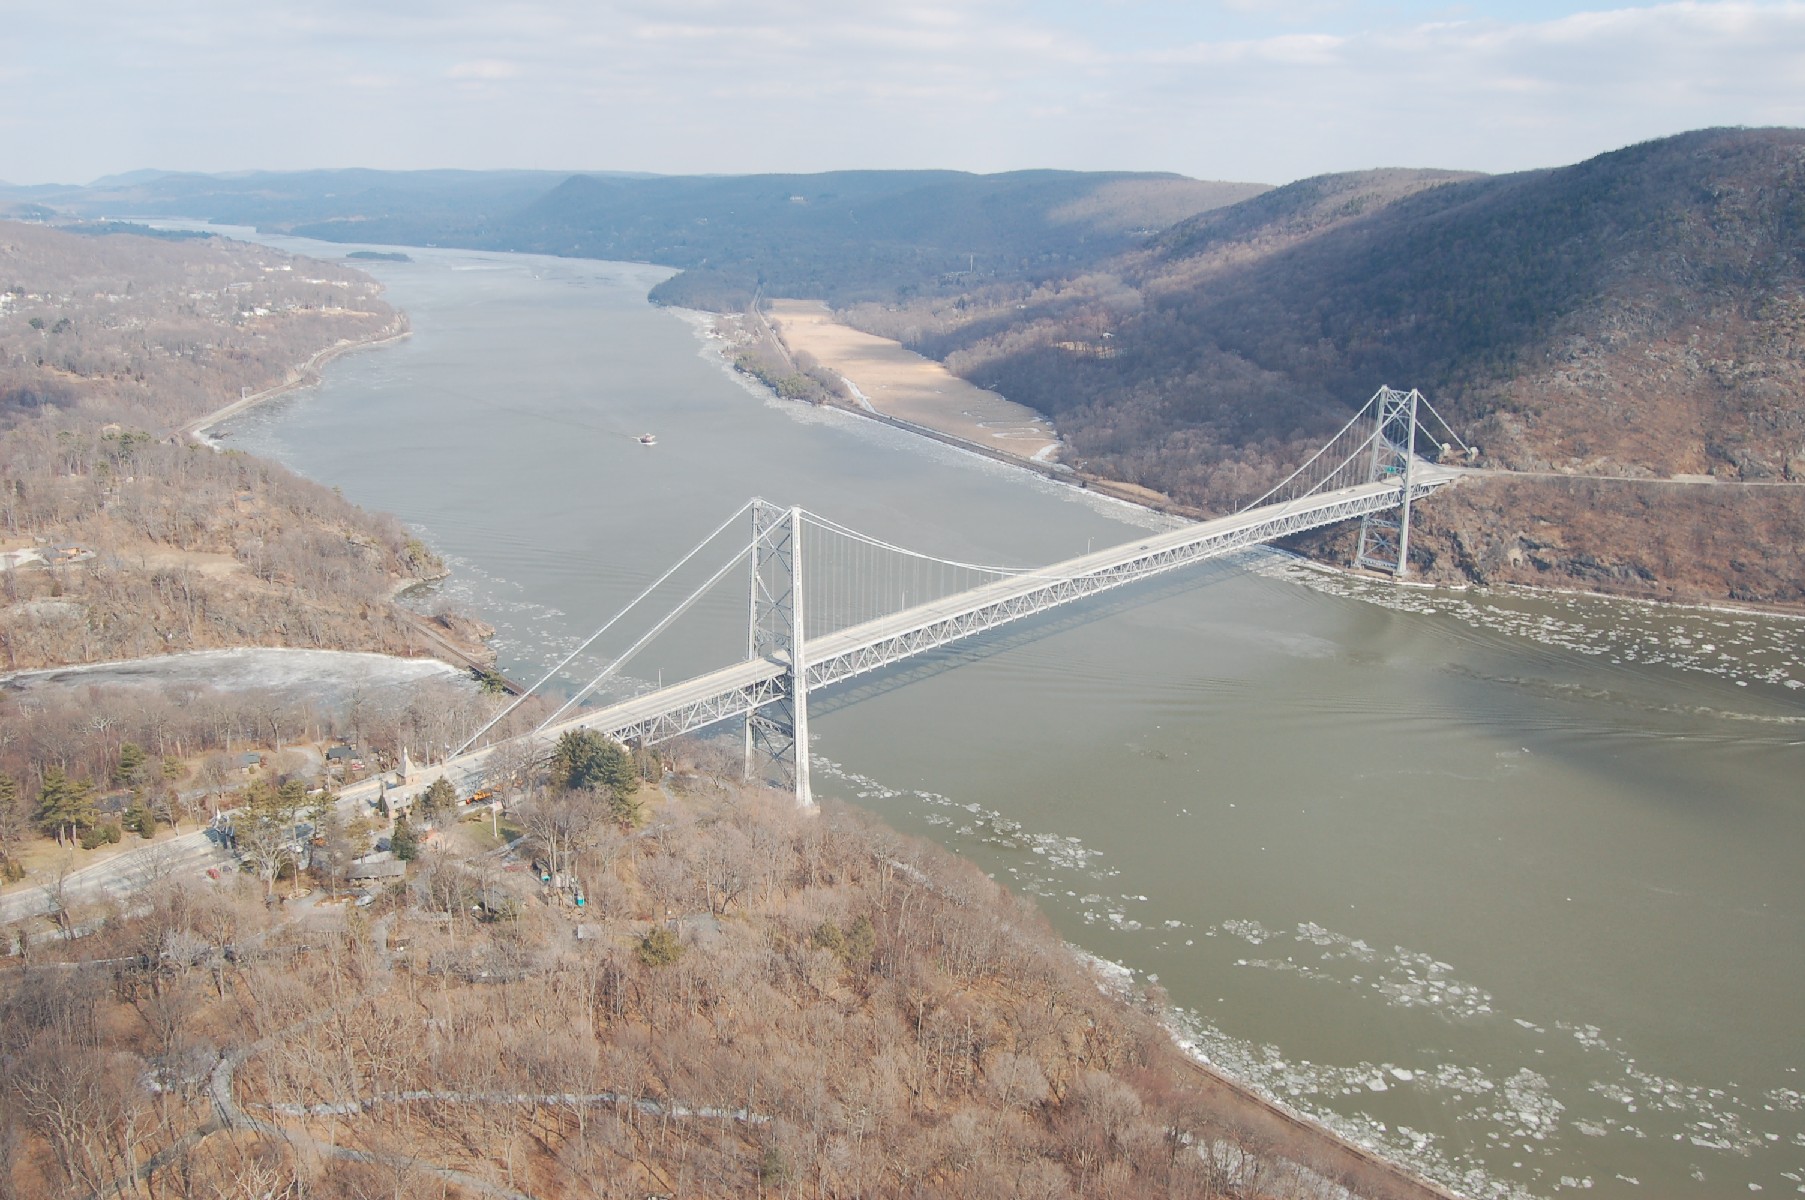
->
[[3, 167, 1269, 310], [503, 170, 1266, 306], [843, 128, 1805, 604], [3, 167, 575, 241]]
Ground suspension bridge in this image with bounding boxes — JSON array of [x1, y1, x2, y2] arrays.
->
[[0, 388, 1475, 926], [410, 386, 1468, 809]]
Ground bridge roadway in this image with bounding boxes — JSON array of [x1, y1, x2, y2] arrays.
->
[[0, 469, 1454, 924], [510, 466, 1457, 765]]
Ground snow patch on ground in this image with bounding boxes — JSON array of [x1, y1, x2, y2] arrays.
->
[[1, 647, 465, 705]]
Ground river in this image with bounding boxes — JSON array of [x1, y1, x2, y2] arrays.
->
[[205, 230, 1805, 1199]]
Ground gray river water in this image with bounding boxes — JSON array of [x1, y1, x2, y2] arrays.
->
[[210, 233, 1805, 1199]]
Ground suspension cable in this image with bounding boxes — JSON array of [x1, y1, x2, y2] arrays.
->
[[1417, 394, 1472, 455], [798, 509, 1034, 575], [534, 532, 757, 734], [1237, 389, 1383, 513], [453, 498, 757, 756]]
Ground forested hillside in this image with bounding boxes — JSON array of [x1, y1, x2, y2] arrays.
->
[[843, 129, 1805, 605], [0, 222, 452, 669], [0, 752, 1453, 1200], [18, 132, 1805, 604]]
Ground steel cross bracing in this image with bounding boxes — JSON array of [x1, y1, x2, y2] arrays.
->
[[524, 469, 1452, 754], [1355, 387, 1423, 576], [744, 500, 812, 805], [803, 472, 1448, 691], [401, 462, 1458, 814]]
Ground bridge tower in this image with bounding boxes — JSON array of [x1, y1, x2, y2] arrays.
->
[[1354, 386, 1422, 577], [744, 499, 813, 807]]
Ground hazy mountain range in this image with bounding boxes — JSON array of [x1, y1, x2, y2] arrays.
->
[[9, 127, 1802, 604]]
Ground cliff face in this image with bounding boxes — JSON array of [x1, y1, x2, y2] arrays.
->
[[848, 129, 1805, 606]]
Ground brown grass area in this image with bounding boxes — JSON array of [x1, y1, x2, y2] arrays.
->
[[768, 299, 1063, 462]]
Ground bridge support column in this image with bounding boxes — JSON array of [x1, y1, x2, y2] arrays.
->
[[1354, 386, 1421, 577], [744, 500, 813, 807]]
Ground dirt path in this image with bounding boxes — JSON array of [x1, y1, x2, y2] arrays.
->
[[1458, 464, 1801, 487]]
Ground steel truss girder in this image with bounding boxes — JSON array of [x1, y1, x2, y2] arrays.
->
[[592, 674, 788, 747], [806, 481, 1438, 692], [533, 476, 1447, 758]]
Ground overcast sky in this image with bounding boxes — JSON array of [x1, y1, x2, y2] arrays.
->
[[4, 0, 1802, 186]]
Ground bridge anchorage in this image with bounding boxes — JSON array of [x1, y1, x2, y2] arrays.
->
[[448, 386, 1467, 812]]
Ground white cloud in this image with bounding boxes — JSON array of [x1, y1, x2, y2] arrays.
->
[[0, 1, 1800, 182], [449, 59, 521, 81]]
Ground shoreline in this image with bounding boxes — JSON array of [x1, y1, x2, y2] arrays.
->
[[678, 311, 1479, 1200], [692, 303, 1216, 520], [178, 315, 412, 441], [705, 305, 1805, 619], [172, 315, 506, 684]]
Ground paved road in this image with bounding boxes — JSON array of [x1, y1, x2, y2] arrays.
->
[[0, 772, 405, 927]]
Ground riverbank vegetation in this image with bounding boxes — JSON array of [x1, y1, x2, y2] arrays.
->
[[0, 220, 469, 670], [0, 748, 1449, 1200]]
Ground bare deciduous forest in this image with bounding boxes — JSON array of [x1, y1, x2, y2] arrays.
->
[[0, 221, 452, 670], [0, 752, 1453, 1200], [836, 130, 1805, 606]]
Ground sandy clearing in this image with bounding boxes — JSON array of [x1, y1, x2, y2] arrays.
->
[[135, 548, 244, 577], [767, 300, 1061, 463]]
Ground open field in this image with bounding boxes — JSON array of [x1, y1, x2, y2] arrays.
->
[[768, 299, 1062, 463]]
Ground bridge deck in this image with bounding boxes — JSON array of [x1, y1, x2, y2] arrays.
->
[[525, 469, 1455, 754]]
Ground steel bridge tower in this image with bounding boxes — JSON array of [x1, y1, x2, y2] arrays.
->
[[1354, 386, 1423, 577], [744, 500, 812, 806]]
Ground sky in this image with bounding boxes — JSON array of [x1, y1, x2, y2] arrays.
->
[[3, 0, 1803, 186]]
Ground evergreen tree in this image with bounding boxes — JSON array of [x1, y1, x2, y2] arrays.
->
[[34, 767, 96, 845], [114, 742, 147, 787], [421, 777, 457, 822], [0, 775, 26, 874], [551, 729, 640, 824], [390, 816, 420, 862], [637, 925, 683, 967]]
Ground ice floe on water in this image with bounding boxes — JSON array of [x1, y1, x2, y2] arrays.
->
[[806, 757, 1805, 1199], [0, 646, 464, 703], [809, 756, 1115, 898], [1213, 919, 1497, 1020], [1252, 554, 1805, 699]]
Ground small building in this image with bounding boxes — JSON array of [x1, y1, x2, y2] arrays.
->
[[325, 745, 358, 764], [346, 859, 407, 882], [239, 752, 262, 774]]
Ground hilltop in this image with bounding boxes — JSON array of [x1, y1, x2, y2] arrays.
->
[[843, 128, 1805, 605], [0, 749, 1456, 1200]]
